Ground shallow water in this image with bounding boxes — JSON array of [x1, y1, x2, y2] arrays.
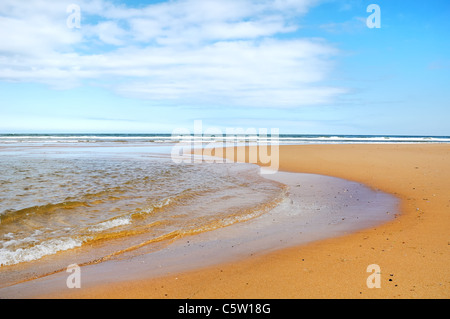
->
[[0, 142, 284, 287]]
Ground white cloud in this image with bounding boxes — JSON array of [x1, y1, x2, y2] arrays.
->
[[0, 9, 81, 56], [0, 0, 346, 108], [94, 21, 128, 46]]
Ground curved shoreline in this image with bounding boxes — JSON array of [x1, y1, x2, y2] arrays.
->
[[0, 169, 398, 298], [1, 144, 449, 298]]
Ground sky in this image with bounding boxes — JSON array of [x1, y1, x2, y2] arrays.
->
[[0, 0, 449, 135]]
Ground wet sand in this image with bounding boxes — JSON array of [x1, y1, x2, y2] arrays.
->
[[3, 144, 450, 298]]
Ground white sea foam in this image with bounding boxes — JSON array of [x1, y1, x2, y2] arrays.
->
[[136, 197, 174, 216], [1, 134, 449, 145], [0, 237, 83, 266], [88, 216, 131, 233]]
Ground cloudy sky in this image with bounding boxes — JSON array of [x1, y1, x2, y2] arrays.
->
[[0, 0, 449, 135]]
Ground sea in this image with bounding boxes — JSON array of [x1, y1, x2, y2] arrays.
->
[[0, 133, 448, 287]]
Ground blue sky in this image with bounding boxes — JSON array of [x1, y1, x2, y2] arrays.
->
[[0, 0, 449, 135]]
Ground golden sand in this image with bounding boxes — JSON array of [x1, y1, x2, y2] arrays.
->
[[41, 144, 450, 298]]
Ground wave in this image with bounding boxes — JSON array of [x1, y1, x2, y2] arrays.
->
[[87, 216, 132, 233], [1, 134, 449, 144], [81, 186, 289, 263], [0, 185, 287, 268], [0, 200, 90, 224], [0, 237, 83, 267]]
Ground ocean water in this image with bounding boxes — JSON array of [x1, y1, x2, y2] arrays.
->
[[1, 133, 450, 145], [0, 139, 288, 286]]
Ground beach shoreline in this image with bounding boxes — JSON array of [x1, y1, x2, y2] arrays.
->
[[2, 143, 449, 299]]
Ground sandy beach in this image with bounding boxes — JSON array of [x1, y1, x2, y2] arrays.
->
[[21, 143, 446, 299], [1, 0, 449, 303]]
